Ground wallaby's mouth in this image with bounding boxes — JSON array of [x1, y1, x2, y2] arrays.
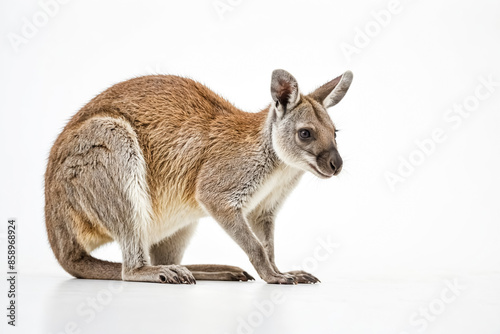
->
[[309, 149, 342, 178], [308, 163, 334, 179]]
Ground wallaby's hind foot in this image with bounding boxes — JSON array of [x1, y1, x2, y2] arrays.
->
[[185, 264, 255, 282], [123, 265, 196, 284], [149, 230, 255, 282]]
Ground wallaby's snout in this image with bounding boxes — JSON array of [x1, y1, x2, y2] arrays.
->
[[316, 146, 343, 178]]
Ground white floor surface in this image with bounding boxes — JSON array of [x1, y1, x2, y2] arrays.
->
[[3, 272, 500, 334]]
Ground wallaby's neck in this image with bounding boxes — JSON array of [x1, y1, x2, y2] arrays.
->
[[261, 106, 278, 156], [250, 105, 286, 173]]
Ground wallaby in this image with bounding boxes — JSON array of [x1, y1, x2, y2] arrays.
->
[[44, 69, 353, 284]]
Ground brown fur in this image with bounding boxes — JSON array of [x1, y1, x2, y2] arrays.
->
[[45, 70, 352, 284]]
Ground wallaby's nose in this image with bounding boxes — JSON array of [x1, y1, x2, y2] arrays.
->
[[328, 150, 343, 175]]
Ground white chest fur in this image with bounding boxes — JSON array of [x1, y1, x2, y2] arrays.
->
[[242, 164, 302, 216]]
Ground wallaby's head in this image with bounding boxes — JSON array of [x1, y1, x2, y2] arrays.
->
[[269, 69, 353, 178]]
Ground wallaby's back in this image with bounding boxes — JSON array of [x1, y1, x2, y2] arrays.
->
[[50, 75, 266, 212], [45, 75, 264, 279]]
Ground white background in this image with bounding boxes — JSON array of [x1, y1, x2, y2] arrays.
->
[[1, 0, 499, 333]]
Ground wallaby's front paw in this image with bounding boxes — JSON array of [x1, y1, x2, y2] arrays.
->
[[284, 270, 320, 284], [123, 265, 196, 284], [265, 273, 297, 285]]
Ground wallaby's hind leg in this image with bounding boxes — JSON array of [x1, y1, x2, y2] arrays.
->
[[47, 116, 194, 284], [149, 223, 254, 281]]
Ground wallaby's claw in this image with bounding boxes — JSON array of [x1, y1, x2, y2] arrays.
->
[[266, 273, 297, 285], [284, 270, 321, 284], [243, 271, 255, 281]]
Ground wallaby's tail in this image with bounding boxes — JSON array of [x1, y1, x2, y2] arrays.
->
[[45, 203, 122, 280]]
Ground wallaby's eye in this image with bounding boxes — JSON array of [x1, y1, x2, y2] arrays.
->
[[298, 129, 311, 139]]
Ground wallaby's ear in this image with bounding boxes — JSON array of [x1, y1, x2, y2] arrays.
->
[[309, 71, 353, 109], [271, 69, 300, 117]]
